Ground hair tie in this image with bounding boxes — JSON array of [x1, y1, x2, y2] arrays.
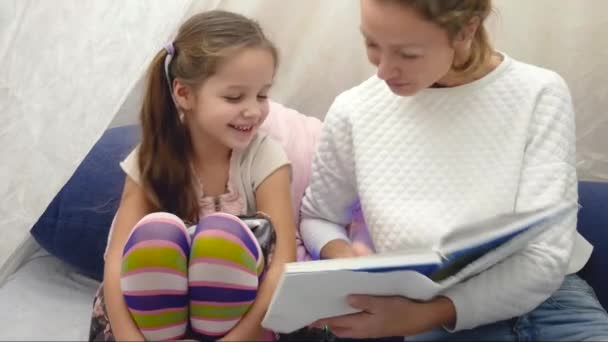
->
[[164, 42, 175, 56], [163, 42, 175, 92]]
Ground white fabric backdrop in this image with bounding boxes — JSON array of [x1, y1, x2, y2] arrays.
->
[[489, 0, 608, 181], [1, 0, 607, 283], [0, 0, 195, 282]]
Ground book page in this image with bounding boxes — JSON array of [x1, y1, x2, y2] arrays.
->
[[262, 269, 443, 333], [439, 206, 554, 253], [286, 250, 440, 275], [432, 201, 577, 282]]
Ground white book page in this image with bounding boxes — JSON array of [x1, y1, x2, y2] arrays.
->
[[262, 269, 442, 333], [439, 201, 577, 255], [286, 250, 440, 273], [434, 201, 578, 285]]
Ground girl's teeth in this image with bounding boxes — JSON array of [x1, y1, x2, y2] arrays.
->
[[231, 125, 252, 131]]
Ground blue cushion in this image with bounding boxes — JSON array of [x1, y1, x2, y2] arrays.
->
[[577, 181, 608, 309], [30, 125, 140, 281]]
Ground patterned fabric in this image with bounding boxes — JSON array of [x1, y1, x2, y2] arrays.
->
[[189, 213, 264, 339], [89, 285, 114, 342], [194, 153, 246, 218], [120, 213, 190, 341], [89, 212, 268, 341]]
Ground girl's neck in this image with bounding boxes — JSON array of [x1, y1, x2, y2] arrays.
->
[[189, 132, 232, 197], [190, 130, 232, 167]]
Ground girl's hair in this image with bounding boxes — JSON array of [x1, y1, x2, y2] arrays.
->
[[138, 10, 278, 223], [397, 0, 493, 76]]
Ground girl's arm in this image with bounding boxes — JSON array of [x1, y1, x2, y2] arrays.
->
[[103, 177, 151, 341], [221, 165, 296, 340]]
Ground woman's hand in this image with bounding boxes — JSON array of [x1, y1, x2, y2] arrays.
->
[[320, 239, 357, 259], [312, 295, 456, 339], [352, 240, 374, 256]]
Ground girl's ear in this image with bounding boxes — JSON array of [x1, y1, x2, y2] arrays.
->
[[172, 79, 194, 112]]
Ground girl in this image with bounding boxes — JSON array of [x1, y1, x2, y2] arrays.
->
[[301, 0, 608, 341], [89, 10, 295, 341]]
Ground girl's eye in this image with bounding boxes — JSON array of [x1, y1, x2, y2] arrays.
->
[[400, 53, 421, 60]]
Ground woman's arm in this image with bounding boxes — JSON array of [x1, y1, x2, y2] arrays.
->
[[103, 177, 151, 341], [221, 165, 296, 340], [440, 73, 578, 331], [300, 92, 359, 260]]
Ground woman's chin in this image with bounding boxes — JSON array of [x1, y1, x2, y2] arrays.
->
[[387, 82, 419, 96]]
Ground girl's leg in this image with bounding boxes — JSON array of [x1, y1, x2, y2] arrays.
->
[[188, 212, 265, 340], [121, 212, 190, 341]]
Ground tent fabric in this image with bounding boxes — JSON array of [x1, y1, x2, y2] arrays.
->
[[2, 0, 607, 286], [0, 0, 195, 284]]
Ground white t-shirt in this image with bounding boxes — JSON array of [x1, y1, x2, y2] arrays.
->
[[120, 132, 290, 216], [105, 132, 290, 255]]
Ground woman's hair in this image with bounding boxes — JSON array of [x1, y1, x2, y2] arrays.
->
[[398, 0, 493, 76], [138, 10, 278, 222]]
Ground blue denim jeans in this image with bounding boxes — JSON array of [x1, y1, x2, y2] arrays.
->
[[337, 275, 608, 342]]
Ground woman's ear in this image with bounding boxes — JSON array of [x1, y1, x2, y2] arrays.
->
[[453, 16, 480, 49], [172, 79, 194, 112]]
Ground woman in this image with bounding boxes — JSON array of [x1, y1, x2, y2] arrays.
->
[[300, 0, 608, 340]]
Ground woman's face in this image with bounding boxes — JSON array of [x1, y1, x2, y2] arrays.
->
[[360, 0, 457, 96]]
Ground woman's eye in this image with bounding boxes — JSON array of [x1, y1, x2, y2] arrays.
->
[[224, 96, 242, 102]]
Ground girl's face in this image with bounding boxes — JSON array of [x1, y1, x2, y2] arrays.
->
[[360, 0, 457, 96], [176, 47, 276, 151]]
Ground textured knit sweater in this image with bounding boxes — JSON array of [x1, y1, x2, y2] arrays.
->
[[300, 53, 592, 331]]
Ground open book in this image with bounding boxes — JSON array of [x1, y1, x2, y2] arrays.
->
[[262, 201, 578, 333]]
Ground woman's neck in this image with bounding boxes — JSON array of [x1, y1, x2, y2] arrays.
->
[[435, 51, 503, 88]]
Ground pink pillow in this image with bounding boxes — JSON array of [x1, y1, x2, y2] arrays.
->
[[261, 101, 375, 261], [260, 101, 322, 261]]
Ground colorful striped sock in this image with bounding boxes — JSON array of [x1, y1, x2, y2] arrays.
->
[[188, 212, 265, 340], [121, 212, 190, 341]]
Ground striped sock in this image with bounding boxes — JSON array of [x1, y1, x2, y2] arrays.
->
[[121, 212, 190, 341], [188, 212, 265, 340]]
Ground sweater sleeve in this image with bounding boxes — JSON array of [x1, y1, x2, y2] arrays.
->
[[300, 93, 358, 259], [441, 73, 578, 331]]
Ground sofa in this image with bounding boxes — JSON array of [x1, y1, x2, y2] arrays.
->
[[30, 124, 608, 311]]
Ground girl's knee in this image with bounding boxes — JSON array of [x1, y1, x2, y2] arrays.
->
[[123, 212, 191, 256], [135, 212, 187, 232], [193, 213, 261, 260]]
